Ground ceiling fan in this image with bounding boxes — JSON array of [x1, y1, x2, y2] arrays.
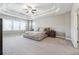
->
[[23, 5, 37, 14]]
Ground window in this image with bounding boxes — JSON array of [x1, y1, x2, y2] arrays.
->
[[3, 19, 12, 31], [13, 21, 20, 30], [3, 19, 26, 31], [20, 21, 26, 30]]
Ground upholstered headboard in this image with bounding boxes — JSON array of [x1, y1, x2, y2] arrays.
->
[[38, 27, 50, 32]]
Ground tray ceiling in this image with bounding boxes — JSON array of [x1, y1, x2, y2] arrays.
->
[[0, 3, 73, 19]]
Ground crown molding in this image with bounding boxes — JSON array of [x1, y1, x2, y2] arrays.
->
[[33, 7, 60, 18], [0, 9, 28, 20], [0, 3, 58, 19]]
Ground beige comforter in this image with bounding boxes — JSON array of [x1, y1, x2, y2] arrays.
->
[[23, 31, 47, 41]]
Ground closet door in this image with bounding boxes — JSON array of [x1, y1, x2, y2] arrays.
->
[[0, 18, 2, 55]]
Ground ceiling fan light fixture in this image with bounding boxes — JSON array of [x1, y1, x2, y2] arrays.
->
[[23, 5, 37, 14]]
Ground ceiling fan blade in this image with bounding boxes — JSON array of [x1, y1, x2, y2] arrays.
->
[[32, 9, 37, 11], [31, 11, 34, 14], [31, 9, 37, 14], [23, 9, 29, 13], [26, 11, 29, 13]]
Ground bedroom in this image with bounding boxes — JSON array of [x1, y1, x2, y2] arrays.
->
[[0, 3, 79, 55]]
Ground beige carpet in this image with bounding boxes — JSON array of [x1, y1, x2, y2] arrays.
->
[[3, 35, 79, 55]]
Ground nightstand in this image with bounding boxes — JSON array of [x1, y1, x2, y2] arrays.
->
[[49, 30, 56, 38]]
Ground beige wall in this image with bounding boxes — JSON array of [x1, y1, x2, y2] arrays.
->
[[33, 12, 71, 39], [64, 12, 71, 40]]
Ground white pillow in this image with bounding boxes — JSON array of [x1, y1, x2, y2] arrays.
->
[[33, 27, 39, 31], [39, 27, 45, 32]]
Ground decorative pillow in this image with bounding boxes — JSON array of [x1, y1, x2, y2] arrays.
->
[[44, 28, 50, 31], [39, 27, 45, 32]]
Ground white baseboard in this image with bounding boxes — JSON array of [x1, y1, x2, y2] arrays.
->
[[65, 37, 71, 40], [56, 35, 65, 39], [56, 35, 71, 40]]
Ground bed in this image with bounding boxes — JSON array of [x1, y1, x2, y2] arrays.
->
[[23, 27, 50, 41]]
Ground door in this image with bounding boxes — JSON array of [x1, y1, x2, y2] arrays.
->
[[0, 18, 2, 55]]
